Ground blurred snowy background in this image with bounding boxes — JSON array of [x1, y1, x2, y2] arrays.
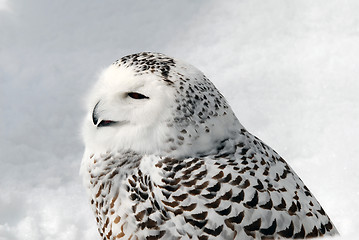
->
[[1, 0, 358, 239]]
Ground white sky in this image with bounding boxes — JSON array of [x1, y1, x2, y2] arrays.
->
[[0, 0, 8, 11]]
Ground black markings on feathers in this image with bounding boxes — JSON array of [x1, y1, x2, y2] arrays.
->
[[244, 218, 261, 232], [260, 219, 277, 235], [278, 221, 294, 238]]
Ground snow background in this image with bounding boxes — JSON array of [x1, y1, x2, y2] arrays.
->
[[1, 0, 358, 239]]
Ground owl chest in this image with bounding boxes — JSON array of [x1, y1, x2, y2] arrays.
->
[[89, 168, 159, 240]]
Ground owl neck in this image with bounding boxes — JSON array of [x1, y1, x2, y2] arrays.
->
[[159, 110, 244, 158]]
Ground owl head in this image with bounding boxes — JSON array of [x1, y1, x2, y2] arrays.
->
[[82, 52, 242, 157]]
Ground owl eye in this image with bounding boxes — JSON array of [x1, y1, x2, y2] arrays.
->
[[127, 92, 149, 99]]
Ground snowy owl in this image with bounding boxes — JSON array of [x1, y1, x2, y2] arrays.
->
[[81, 52, 338, 240]]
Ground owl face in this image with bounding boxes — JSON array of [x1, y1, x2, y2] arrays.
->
[[83, 64, 176, 154]]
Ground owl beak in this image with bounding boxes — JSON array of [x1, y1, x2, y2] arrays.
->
[[92, 101, 118, 128], [92, 101, 100, 125]]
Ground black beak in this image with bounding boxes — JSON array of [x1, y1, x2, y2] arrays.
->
[[92, 101, 100, 125], [92, 101, 118, 127]]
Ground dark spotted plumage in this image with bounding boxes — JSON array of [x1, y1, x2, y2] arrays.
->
[[81, 52, 338, 240]]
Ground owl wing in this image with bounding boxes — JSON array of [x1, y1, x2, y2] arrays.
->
[[135, 134, 338, 239]]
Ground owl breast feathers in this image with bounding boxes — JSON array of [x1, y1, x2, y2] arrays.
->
[[80, 52, 338, 240]]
